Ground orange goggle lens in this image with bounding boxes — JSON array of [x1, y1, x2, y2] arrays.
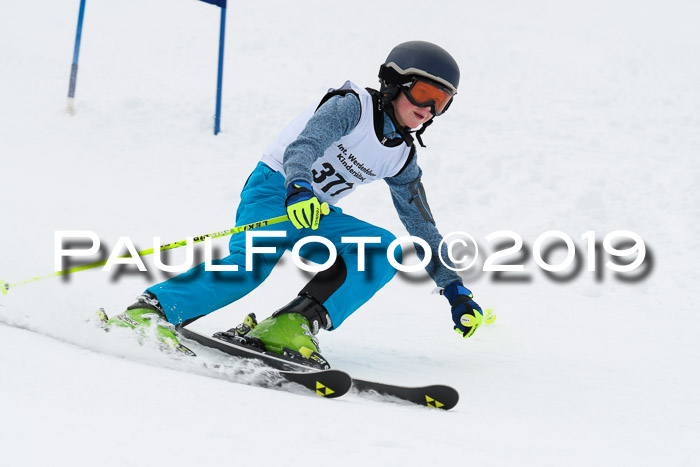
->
[[406, 80, 454, 115]]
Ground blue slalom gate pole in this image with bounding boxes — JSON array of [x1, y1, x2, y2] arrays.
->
[[214, 5, 227, 135], [67, 0, 87, 114]]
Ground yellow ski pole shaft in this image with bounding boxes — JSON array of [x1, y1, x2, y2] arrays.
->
[[1, 214, 291, 295]]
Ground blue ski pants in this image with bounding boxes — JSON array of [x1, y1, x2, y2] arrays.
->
[[148, 162, 400, 329]]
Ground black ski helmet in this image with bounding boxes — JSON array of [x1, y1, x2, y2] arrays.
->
[[378, 41, 460, 100], [377, 41, 460, 146]]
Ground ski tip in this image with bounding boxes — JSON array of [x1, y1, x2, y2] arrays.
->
[[175, 343, 197, 357], [424, 385, 459, 410], [483, 308, 496, 324], [280, 369, 352, 399], [96, 308, 108, 322], [1, 280, 8, 295], [314, 371, 352, 399], [95, 308, 110, 329], [352, 379, 460, 410]]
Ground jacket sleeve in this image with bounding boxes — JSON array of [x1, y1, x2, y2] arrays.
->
[[384, 156, 463, 288], [282, 93, 361, 186]]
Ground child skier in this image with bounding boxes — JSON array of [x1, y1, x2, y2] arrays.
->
[[106, 41, 484, 364]]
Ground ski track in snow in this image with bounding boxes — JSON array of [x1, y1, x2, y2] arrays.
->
[[1, 0, 699, 466]]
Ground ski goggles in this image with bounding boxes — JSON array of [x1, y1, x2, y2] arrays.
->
[[401, 78, 455, 116]]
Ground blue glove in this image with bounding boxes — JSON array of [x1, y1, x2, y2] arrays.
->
[[285, 181, 329, 230], [443, 282, 483, 338]]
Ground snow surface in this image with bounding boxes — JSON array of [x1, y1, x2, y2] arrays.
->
[[1, 0, 699, 465]]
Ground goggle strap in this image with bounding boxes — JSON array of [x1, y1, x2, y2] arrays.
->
[[413, 119, 433, 148], [382, 62, 458, 95]]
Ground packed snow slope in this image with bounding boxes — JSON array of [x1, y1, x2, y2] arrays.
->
[[1, 0, 699, 466]]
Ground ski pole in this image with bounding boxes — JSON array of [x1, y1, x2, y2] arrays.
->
[[1, 213, 291, 295], [67, 0, 87, 114]]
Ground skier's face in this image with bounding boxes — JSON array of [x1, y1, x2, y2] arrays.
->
[[393, 92, 434, 129]]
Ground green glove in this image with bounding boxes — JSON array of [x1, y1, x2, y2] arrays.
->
[[285, 181, 330, 230]]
